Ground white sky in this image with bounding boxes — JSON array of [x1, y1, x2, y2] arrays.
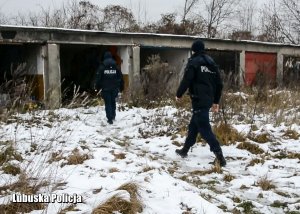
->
[[0, 0, 183, 22], [0, 0, 270, 23]]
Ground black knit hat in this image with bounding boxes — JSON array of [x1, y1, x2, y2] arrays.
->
[[191, 39, 205, 53], [103, 51, 112, 59]]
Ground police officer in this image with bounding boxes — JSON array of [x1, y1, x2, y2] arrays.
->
[[175, 39, 226, 167], [95, 51, 124, 124]]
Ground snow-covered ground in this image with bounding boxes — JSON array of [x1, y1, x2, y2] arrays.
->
[[0, 103, 299, 214]]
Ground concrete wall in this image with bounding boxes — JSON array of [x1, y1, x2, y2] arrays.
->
[[130, 45, 141, 98], [44, 44, 61, 108], [119, 46, 131, 91], [119, 46, 130, 75], [2, 26, 300, 107]]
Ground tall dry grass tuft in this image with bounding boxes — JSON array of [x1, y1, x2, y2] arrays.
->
[[140, 54, 177, 101], [129, 54, 178, 108], [92, 182, 142, 214], [117, 183, 143, 212], [213, 123, 245, 145], [62, 84, 101, 108], [257, 176, 276, 191], [0, 173, 48, 213]]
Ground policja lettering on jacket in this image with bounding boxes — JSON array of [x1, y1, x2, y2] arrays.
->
[[104, 69, 117, 74]]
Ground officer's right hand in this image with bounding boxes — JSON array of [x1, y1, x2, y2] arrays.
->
[[211, 104, 219, 112]]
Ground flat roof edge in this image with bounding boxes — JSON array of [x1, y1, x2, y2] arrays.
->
[[1, 24, 300, 48]]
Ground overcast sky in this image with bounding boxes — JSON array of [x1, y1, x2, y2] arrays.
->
[[0, 0, 269, 22], [0, 0, 184, 22]]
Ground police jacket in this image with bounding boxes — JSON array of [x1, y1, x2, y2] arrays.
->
[[176, 52, 223, 110], [95, 56, 124, 92]]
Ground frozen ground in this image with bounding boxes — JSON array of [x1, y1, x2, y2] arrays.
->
[[0, 104, 299, 214]]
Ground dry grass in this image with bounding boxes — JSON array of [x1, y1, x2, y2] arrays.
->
[[237, 142, 264, 154], [92, 182, 142, 214], [172, 141, 181, 147], [65, 148, 90, 165], [273, 151, 300, 160], [190, 165, 223, 176], [142, 166, 155, 173], [0, 174, 48, 196], [92, 194, 134, 214], [110, 151, 127, 160], [223, 174, 235, 182], [282, 129, 300, 140], [257, 176, 276, 191], [109, 168, 120, 173], [58, 204, 80, 214], [270, 200, 288, 208], [237, 201, 255, 214], [213, 123, 245, 145], [247, 158, 265, 167], [248, 133, 271, 143], [2, 163, 21, 176], [48, 151, 64, 164], [0, 202, 45, 213], [0, 146, 23, 165]]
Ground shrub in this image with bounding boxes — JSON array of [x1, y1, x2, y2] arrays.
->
[[257, 176, 275, 190], [140, 54, 177, 101], [213, 123, 245, 145]]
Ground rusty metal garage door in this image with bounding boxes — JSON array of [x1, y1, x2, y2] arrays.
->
[[245, 52, 277, 86]]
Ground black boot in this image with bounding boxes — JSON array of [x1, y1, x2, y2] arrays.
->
[[175, 147, 189, 158], [213, 151, 226, 167]]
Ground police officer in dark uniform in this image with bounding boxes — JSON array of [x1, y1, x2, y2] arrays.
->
[[95, 51, 124, 124], [175, 39, 226, 167]]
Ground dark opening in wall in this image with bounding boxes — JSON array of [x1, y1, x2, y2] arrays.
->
[[60, 44, 124, 102], [0, 44, 29, 83], [0, 44, 42, 106], [283, 55, 300, 87], [1, 31, 17, 39], [206, 50, 240, 88]]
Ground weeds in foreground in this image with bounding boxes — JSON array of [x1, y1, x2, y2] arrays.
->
[[0, 202, 45, 214], [213, 123, 245, 145], [65, 148, 90, 165], [257, 176, 276, 191], [237, 142, 264, 154], [92, 182, 142, 214]]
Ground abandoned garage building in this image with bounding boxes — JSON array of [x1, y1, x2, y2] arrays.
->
[[0, 25, 300, 108]]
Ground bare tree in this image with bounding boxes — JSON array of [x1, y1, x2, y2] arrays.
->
[[182, 0, 199, 23], [200, 0, 238, 38], [257, 0, 285, 43], [279, 0, 300, 44], [102, 5, 137, 32], [66, 0, 102, 30], [12, 12, 28, 26], [236, 0, 256, 32], [0, 11, 8, 24]]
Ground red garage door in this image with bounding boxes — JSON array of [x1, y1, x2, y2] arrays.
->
[[245, 52, 277, 86]]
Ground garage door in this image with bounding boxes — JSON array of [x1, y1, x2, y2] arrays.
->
[[245, 52, 277, 86]]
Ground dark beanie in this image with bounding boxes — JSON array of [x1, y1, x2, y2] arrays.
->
[[103, 51, 112, 59], [191, 39, 205, 53]]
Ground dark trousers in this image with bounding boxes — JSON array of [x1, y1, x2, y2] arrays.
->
[[101, 89, 119, 121], [184, 108, 222, 153]]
